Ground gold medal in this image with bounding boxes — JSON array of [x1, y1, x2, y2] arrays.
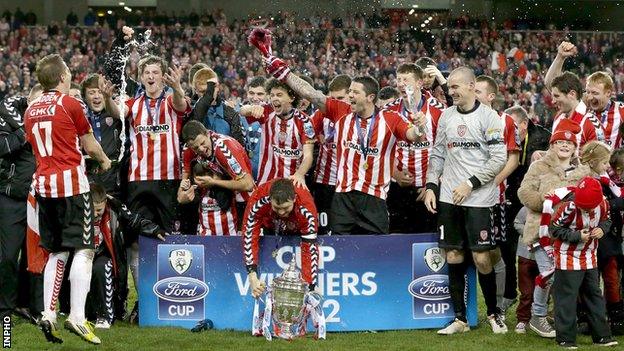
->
[[149, 132, 156, 141], [248, 150, 254, 158], [363, 162, 369, 170]]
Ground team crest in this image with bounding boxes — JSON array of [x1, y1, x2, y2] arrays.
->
[[169, 249, 192, 274], [457, 125, 467, 137], [564, 131, 572, 139], [105, 117, 114, 126], [424, 247, 446, 273]]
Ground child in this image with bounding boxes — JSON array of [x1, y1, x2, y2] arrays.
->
[[581, 141, 624, 334], [549, 177, 618, 348], [513, 206, 539, 334]]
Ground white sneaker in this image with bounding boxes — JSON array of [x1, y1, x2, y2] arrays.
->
[[515, 321, 527, 334], [437, 318, 470, 335], [488, 313, 508, 334], [95, 318, 111, 329]]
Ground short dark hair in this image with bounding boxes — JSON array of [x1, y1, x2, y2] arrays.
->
[[505, 105, 529, 121], [247, 76, 266, 89], [269, 178, 296, 204], [36, 54, 66, 90], [378, 86, 400, 101], [415, 57, 436, 70], [80, 73, 99, 98], [551, 71, 583, 100], [328, 74, 351, 92], [265, 78, 299, 107], [182, 120, 207, 143], [397, 63, 424, 80], [476, 75, 499, 94], [90, 183, 107, 203], [352, 76, 380, 102]]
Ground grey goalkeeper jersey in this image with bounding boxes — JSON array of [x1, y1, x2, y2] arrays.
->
[[426, 101, 507, 207]]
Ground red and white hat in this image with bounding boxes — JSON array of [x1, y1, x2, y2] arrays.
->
[[550, 119, 581, 146], [574, 176, 604, 210]]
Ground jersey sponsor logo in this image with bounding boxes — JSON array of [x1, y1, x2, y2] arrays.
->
[[486, 128, 503, 142], [342, 140, 380, 156], [457, 124, 467, 137], [136, 124, 171, 134], [271, 145, 302, 158], [201, 198, 221, 212], [397, 140, 431, 150], [228, 157, 243, 175], [28, 105, 56, 117], [447, 140, 481, 149], [39, 94, 58, 103]]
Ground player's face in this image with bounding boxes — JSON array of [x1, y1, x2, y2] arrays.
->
[[551, 87, 576, 114], [348, 82, 373, 114], [510, 112, 529, 140], [247, 86, 267, 105], [94, 200, 106, 222], [448, 75, 475, 108], [85, 87, 104, 112], [141, 63, 164, 97], [187, 133, 212, 157], [270, 87, 294, 115], [396, 72, 421, 98], [585, 82, 611, 112], [552, 140, 575, 160], [270, 198, 295, 218], [329, 88, 349, 103], [474, 81, 495, 107]]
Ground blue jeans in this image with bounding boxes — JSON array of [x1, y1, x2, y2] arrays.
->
[[531, 246, 554, 317]]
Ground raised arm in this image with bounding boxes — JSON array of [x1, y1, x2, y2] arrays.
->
[[544, 41, 577, 89], [284, 72, 328, 112]]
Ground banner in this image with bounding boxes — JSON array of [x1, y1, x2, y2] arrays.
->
[[139, 234, 478, 331]]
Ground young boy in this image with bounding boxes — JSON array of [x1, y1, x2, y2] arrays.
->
[[549, 177, 618, 348]]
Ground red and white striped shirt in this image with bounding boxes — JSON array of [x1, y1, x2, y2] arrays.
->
[[311, 109, 338, 186], [125, 93, 190, 182], [590, 100, 624, 148], [197, 191, 238, 236], [247, 105, 316, 186], [325, 98, 411, 200], [551, 101, 598, 148], [183, 131, 252, 235], [242, 179, 319, 285], [384, 95, 444, 187], [24, 91, 91, 198], [497, 112, 521, 203], [551, 199, 609, 270]]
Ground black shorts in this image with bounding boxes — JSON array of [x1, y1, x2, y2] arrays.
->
[[312, 183, 335, 235], [437, 202, 496, 252], [126, 180, 179, 243], [330, 191, 388, 235], [387, 182, 436, 234], [37, 192, 95, 253]]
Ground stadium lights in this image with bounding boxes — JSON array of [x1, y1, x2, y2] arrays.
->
[[409, 9, 415, 15], [107, 10, 113, 15], [124, 6, 132, 12], [119, 1, 125, 5]]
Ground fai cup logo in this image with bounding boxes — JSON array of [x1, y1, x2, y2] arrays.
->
[[424, 247, 446, 273], [169, 249, 193, 275]]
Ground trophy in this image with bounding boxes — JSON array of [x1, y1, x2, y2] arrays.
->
[[270, 259, 309, 339], [404, 85, 425, 137]]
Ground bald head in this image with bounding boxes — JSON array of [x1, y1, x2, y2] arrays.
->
[[448, 67, 477, 110], [449, 67, 476, 84]]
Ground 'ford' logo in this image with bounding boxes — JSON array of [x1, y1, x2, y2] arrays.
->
[[153, 277, 209, 303], [407, 274, 450, 301]]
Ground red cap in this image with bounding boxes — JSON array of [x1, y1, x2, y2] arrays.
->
[[550, 119, 581, 146], [574, 176, 604, 210]]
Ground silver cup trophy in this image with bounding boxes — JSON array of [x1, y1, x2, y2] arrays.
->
[[271, 259, 309, 339], [404, 85, 425, 137]]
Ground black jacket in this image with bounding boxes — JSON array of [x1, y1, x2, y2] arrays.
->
[[0, 96, 35, 200], [506, 120, 551, 215]]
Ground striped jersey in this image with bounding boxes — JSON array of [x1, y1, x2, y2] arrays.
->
[[311, 109, 338, 186], [24, 91, 91, 198], [589, 100, 624, 148], [125, 92, 190, 182], [497, 111, 521, 203], [197, 190, 238, 236], [242, 179, 319, 285], [383, 95, 444, 187], [551, 199, 609, 270], [551, 101, 598, 148], [247, 105, 316, 186], [324, 98, 411, 200]]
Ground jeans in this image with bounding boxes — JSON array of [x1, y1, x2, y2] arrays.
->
[[531, 246, 554, 317]]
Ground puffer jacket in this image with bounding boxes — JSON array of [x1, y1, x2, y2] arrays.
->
[[517, 148, 590, 245]]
